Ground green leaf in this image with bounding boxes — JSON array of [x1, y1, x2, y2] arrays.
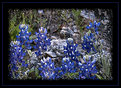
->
[[28, 67, 35, 74], [37, 75, 42, 79], [95, 74, 103, 79], [9, 23, 21, 41], [72, 9, 82, 26], [87, 30, 91, 34], [22, 45, 25, 48], [22, 13, 25, 24], [64, 72, 79, 79], [35, 68, 39, 77]]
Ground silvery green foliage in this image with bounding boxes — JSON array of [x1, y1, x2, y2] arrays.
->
[[97, 49, 112, 80]]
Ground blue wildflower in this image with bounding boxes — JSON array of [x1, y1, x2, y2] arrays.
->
[[86, 22, 93, 29], [82, 33, 97, 53], [9, 24, 32, 79], [22, 61, 28, 67], [86, 21, 101, 34], [64, 39, 80, 62], [16, 24, 33, 50], [78, 57, 98, 80], [34, 27, 51, 56], [38, 57, 64, 80], [61, 58, 76, 74]]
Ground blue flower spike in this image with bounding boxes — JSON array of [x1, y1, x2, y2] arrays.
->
[[86, 21, 101, 35], [34, 27, 51, 57], [78, 56, 98, 80], [82, 32, 97, 53]]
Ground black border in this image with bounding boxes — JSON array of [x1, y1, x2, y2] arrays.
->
[[2, 2, 119, 86]]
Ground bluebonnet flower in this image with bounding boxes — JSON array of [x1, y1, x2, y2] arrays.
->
[[9, 24, 32, 79], [19, 24, 28, 30], [86, 21, 101, 34], [38, 57, 62, 80], [82, 32, 97, 53], [54, 67, 63, 79], [86, 22, 93, 29], [34, 27, 51, 56], [61, 57, 76, 74], [9, 42, 26, 63], [16, 24, 33, 50], [22, 61, 28, 67], [78, 57, 98, 80], [9, 41, 26, 79], [93, 21, 100, 34], [64, 39, 80, 62], [38, 10, 44, 14]]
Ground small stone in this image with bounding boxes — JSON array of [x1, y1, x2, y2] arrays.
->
[[73, 33, 80, 43], [80, 10, 96, 21], [101, 20, 109, 25], [73, 26, 78, 33], [51, 58, 57, 61], [30, 60, 37, 64], [67, 38, 73, 43], [56, 51, 65, 57], [80, 58, 85, 64], [62, 26, 68, 30], [45, 51, 57, 58], [30, 51, 38, 64], [60, 27, 73, 38], [37, 63, 41, 65], [50, 39, 67, 51], [51, 36, 57, 39]]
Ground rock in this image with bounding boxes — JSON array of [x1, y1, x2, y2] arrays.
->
[[49, 25, 56, 33], [56, 51, 65, 57], [51, 57, 57, 61], [45, 51, 57, 58], [77, 45, 83, 54], [80, 10, 95, 21], [50, 39, 67, 56], [72, 33, 80, 43], [51, 39, 67, 50], [101, 20, 109, 25], [80, 10, 89, 19], [51, 36, 57, 39], [30, 51, 38, 64], [37, 63, 41, 65], [73, 26, 78, 33], [67, 38, 73, 43], [40, 57, 50, 63], [68, 22, 75, 27], [60, 27, 74, 38], [60, 30, 69, 38], [30, 60, 37, 64], [64, 27, 74, 34]]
